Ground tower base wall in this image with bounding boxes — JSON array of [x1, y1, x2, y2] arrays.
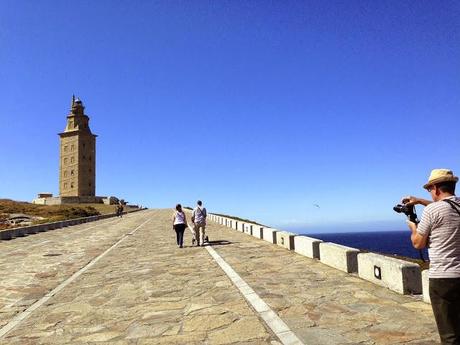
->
[[32, 196, 117, 205]]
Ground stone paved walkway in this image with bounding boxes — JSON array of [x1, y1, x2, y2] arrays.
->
[[0, 209, 440, 344]]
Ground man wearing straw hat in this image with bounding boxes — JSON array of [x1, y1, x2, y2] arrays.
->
[[403, 169, 460, 345]]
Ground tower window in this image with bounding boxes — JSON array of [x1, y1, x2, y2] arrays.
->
[[70, 183, 74, 189], [64, 171, 68, 177], [64, 183, 68, 189], [71, 144, 75, 151], [71, 170, 74, 176], [64, 145, 68, 152], [71, 157, 74, 163], [64, 158, 68, 164]]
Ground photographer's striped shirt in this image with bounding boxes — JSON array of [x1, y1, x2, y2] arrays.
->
[[417, 196, 460, 278]]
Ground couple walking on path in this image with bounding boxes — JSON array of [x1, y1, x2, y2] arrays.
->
[[172, 200, 207, 248]]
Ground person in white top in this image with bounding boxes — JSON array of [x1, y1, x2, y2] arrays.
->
[[191, 200, 207, 246], [402, 169, 460, 345], [172, 204, 187, 248]]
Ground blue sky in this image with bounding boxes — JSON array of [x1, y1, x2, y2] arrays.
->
[[1, 1, 459, 233]]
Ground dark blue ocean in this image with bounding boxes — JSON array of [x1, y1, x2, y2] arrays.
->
[[302, 230, 429, 260]]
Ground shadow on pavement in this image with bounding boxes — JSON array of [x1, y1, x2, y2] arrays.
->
[[207, 240, 233, 246]]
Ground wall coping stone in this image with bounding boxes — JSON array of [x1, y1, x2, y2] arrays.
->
[[262, 228, 278, 244], [275, 231, 296, 250], [294, 235, 323, 259], [320, 242, 360, 273], [251, 225, 264, 239], [0, 208, 146, 241], [357, 252, 422, 294]]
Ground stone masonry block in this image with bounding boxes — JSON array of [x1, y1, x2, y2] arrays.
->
[[0, 230, 13, 240], [262, 228, 278, 244], [357, 252, 422, 294], [320, 242, 359, 273], [13, 227, 26, 237], [276, 231, 296, 250], [25, 225, 40, 234], [294, 236, 322, 259], [252, 225, 264, 239], [244, 223, 253, 236], [37, 224, 48, 232]]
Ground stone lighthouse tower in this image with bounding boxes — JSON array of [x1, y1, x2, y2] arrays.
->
[[58, 96, 97, 197]]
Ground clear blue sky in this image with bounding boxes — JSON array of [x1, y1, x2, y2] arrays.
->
[[1, 1, 459, 233]]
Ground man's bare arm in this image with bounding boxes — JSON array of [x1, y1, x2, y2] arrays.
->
[[407, 221, 429, 249], [402, 196, 432, 207]]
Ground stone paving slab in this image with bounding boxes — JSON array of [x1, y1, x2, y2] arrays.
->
[[0, 209, 441, 344], [0, 214, 140, 329], [208, 220, 440, 344], [1, 210, 278, 344]]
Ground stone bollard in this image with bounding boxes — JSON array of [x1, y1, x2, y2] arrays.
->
[[244, 224, 253, 236], [357, 253, 422, 295], [294, 236, 322, 259], [276, 231, 296, 250], [320, 242, 360, 273], [262, 228, 278, 244], [252, 225, 264, 239]]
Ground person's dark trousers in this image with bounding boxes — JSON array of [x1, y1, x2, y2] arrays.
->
[[174, 224, 186, 247], [429, 278, 460, 345]]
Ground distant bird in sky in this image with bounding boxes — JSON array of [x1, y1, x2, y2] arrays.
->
[[313, 204, 320, 208]]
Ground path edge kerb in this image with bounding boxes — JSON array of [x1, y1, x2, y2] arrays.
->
[[205, 245, 305, 345]]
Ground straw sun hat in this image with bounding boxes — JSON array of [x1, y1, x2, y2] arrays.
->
[[423, 169, 459, 189]]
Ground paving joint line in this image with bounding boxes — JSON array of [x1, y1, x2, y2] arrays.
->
[[0, 217, 152, 339], [205, 245, 305, 345]]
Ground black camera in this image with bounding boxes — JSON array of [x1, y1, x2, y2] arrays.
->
[[393, 203, 419, 223]]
